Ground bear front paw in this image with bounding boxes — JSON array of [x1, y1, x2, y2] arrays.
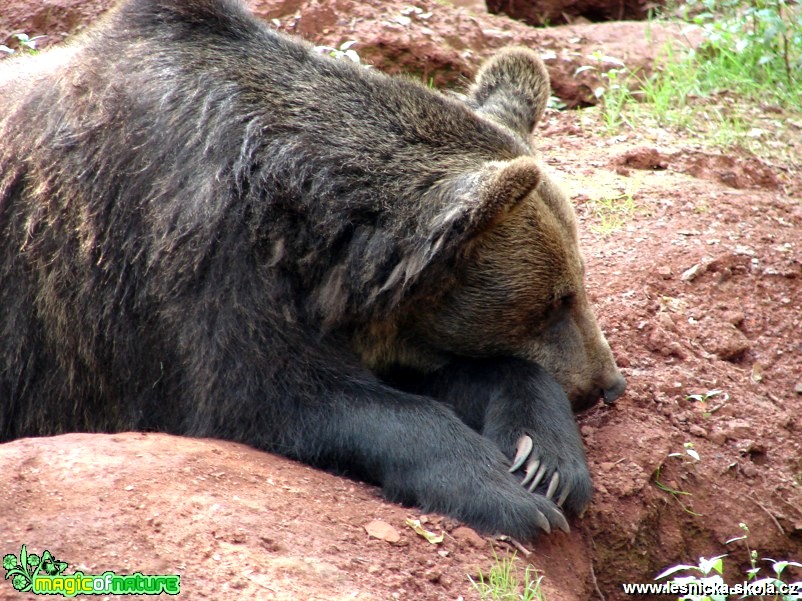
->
[[507, 433, 592, 516]]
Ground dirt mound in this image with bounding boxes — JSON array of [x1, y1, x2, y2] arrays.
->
[[1, 0, 699, 107], [1, 0, 801, 600], [249, 0, 699, 106], [486, 0, 657, 26], [1, 433, 524, 600]]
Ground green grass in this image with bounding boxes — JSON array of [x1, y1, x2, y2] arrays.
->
[[582, 0, 802, 157], [683, 0, 801, 104], [469, 552, 546, 601], [651, 0, 802, 109], [586, 176, 642, 235]]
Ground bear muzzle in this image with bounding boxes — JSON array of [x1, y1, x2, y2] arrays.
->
[[601, 372, 627, 405], [569, 369, 626, 412]]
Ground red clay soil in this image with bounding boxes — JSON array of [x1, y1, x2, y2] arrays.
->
[[486, 0, 657, 26], [1, 0, 800, 600]]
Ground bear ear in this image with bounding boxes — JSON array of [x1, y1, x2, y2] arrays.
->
[[468, 155, 543, 233], [377, 157, 541, 297], [427, 156, 542, 254], [468, 47, 551, 136]]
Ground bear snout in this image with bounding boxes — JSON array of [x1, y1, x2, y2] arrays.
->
[[569, 368, 626, 412], [602, 372, 627, 405]]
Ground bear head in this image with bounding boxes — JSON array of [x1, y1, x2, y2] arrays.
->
[[373, 48, 626, 411]]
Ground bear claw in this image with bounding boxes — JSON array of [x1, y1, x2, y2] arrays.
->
[[545, 471, 560, 500], [509, 435, 534, 472], [534, 510, 551, 534], [543, 505, 570, 534], [526, 463, 548, 492], [508, 434, 581, 522], [556, 484, 571, 508]]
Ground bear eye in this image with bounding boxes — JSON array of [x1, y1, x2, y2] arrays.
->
[[546, 293, 575, 325], [552, 293, 575, 311]]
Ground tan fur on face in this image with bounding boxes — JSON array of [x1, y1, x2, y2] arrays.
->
[[383, 170, 622, 409], [409, 175, 581, 354]]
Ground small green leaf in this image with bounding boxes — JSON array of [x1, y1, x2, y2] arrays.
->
[[698, 555, 727, 576]]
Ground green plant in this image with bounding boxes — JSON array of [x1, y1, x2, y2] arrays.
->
[[591, 193, 632, 233], [576, 53, 635, 133], [653, 464, 703, 517], [635, 43, 703, 126], [598, 67, 635, 131], [578, 1, 801, 158], [686, 389, 728, 404], [469, 551, 546, 601], [654, 523, 802, 600], [686, 389, 729, 417], [0, 33, 46, 55], [585, 177, 640, 235], [655, 553, 729, 600], [670, 442, 702, 462], [681, 0, 801, 105], [313, 40, 363, 64], [653, 442, 703, 516]]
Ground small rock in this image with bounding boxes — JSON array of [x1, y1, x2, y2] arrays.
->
[[708, 428, 726, 445], [740, 462, 758, 479], [722, 419, 752, 441], [795, 382, 802, 394], [667, 341, 688, 359], [364, 520, 401, 543], [722, 310, 745, 327], [681, 263, 703, 282], [612, 350, 631, 368], [688, 425, 707, 438], [617, 147, 669, 170], [451, 526, 485, 548], [700, 322, 751, 361], [657, 265, 673, 279], [656, 312, 676, 330], [647, 325, 687, 359]]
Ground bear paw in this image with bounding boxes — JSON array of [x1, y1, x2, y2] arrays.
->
[[507, 433, 592, 517]]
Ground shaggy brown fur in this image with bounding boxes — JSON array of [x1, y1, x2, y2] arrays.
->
[[0, 0, 624, 539]]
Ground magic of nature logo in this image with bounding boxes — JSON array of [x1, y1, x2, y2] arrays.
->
[[3, 545, 180, 597]]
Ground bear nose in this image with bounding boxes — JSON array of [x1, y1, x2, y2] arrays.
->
[[602, 373, 626, 404]]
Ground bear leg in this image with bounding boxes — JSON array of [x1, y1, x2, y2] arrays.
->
[[401, 357, 593, 518]]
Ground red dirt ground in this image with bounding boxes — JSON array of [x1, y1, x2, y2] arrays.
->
[[1, 0, 800, 599]]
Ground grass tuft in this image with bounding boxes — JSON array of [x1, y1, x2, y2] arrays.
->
[[469, 551, 547, 601]]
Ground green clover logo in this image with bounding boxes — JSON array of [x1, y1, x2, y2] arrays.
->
[[2, 545, 68, 593]]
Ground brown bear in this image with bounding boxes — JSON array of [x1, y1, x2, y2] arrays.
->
[[0, 0, 625, 540]]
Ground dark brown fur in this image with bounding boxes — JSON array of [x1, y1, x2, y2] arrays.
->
[[0, 0, 624, 539]]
